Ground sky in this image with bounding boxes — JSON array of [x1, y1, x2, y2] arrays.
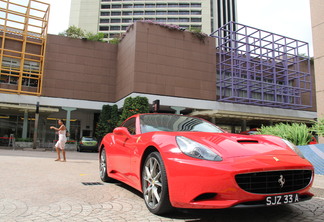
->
[[41, 0, 314, 55]]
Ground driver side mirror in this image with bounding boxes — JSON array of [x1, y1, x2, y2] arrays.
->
[[113, 127, 131, 137]]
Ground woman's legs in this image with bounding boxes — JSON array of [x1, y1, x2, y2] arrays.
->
[[62, 149, 66, 161], [55, 147, 61, 161]]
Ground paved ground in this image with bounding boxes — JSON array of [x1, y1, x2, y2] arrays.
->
[[0, 149, 323, 222]]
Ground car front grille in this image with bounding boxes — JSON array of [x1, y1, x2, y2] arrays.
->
[[235, 170, 312, 194]]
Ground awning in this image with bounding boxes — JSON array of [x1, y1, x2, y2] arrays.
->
[[190, 110, 315, 123], [0, 103, 59, 114]]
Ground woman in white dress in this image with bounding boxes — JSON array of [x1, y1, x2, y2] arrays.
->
[[50, 119, 67, 162]]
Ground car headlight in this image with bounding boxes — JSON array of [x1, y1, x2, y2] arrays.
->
[[282, 139, 305, 158], [176, 136, 222, 161]]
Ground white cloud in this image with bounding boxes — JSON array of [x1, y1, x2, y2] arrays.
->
[[41, 0, 71, 35], [237, 0, 313, 56]]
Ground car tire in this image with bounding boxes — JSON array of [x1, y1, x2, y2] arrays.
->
[[99, 148, 113, 182], [142, 152, 173, 215]]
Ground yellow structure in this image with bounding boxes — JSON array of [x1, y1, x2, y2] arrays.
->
[[0, 0, 49, 95]]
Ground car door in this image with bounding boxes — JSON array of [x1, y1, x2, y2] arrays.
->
[[110, 117, 138, 181]]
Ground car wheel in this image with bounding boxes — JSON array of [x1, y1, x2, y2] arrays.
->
[[142, 152, 173, 215], [99, 148, 113, 182]]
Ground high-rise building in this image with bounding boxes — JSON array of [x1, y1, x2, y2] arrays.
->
[[310, 0, 324, 142], [69, 0, 237, 39]]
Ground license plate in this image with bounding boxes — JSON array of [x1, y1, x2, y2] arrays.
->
[[266, 193, 299, 206]]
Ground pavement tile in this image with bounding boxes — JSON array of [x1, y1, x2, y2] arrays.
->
[[0, 149, 324, 221]]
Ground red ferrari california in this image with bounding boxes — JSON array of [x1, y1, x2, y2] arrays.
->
[[99, 114, 314, 215]]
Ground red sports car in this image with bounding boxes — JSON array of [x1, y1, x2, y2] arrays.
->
[[99, 114, 314, 215]]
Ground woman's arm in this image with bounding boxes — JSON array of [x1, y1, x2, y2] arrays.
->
[[50, 125, 66, 131]]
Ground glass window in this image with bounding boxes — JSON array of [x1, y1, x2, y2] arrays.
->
[[191, 25, 202, 30], [111, 4, 121, 8], [99, 26, 109, 31], [102, 0, 111, 2], [191, 18, 202, 22], [111, 19, 121, 23], [111, 11, 121, 16], [179, 18, 189, 22], [167, 18, 178, 22], [156, 3, 167, 8], [191, 3, 201, 7], [121, 26, 129, 30], [101, 4, 110, 9], [156, 18, 166, 22], [122, 11, 132, 15], [122, 18, 132, 23], [145, 4, 155, 8], [133, 11, 144, 15], [179, 3, 189, 7], [156, 11, 167, 15], [191, 10, 201, 15], [145, 11, 155, 15], [110, 26, 120, 30], [123, 4, 132, 8], [101, 12, 110, 16], [122, 118, 136, 135], [179, 10, 189, 15], [168, 3, 178, 7], [140, 115, 224, 134], [134, 4, 144, 8], [100, 19, 109, 23], [82, 137, 97, 142], [168, 11, 178, 15]]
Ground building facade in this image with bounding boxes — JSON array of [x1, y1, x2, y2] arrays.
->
[[0, 0, 316, 148], [310, 0, 324, 142], [69, 0, 237, 39]]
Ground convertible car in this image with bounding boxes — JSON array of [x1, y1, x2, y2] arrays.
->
[[99, 114, 314, 215]]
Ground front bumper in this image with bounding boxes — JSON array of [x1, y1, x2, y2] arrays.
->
[[79, 145, 98, 150], [164, 154, 314, 209]]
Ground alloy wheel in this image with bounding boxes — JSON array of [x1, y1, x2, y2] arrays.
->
[[143, 156, 163, 209], [100, 149, 107, 179]]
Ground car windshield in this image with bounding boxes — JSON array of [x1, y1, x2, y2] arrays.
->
[[140, 114, 224, 133], [82, 137, 96, 141]]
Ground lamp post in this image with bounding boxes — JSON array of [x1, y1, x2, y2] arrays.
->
[[33, 102, 39, 149]]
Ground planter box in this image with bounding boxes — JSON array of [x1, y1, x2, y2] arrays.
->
[[14, 142, 33, 148], [64, 143, 77, 151]]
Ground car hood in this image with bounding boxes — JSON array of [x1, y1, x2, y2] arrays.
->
[[176, 132, 296, 158]]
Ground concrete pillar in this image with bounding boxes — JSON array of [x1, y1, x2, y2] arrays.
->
[[22, 110, 28, 139], [241, 119, 247, 132], [231, 125, 236, 133], [170, 106, 185, 114], [40, 116, 46, 145], [62, 107, 76, 138], [211, 116, 216, 124]]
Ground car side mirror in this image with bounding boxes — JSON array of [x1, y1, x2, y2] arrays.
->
[[113, 127, 131, 137]]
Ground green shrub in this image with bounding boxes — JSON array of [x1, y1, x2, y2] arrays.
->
[[95, 104, 119, 139], [312, 117, 324, 137], [109, 38, 120, 44], [119, 96, 149, 125], [257, 123, 312, 146], [188, 27, 207, 43]]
